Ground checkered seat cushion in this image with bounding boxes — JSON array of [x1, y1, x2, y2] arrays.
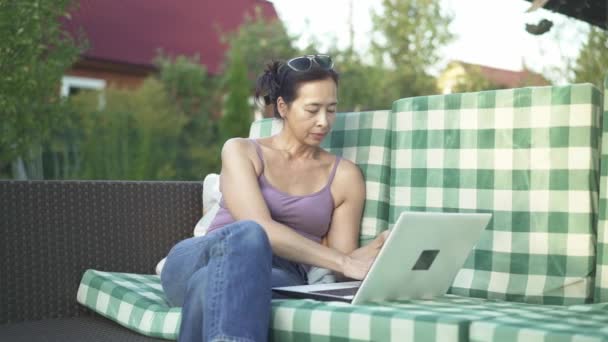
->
[[390, 84, 603, 305], [250, 110, 392, 245], [80, 269, 605, 341], [595, 75, 608, 302], [77, 270, 181, 339], [470, 305, 608, 342]]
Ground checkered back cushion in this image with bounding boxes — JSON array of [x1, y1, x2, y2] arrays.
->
[[249, 110, 392, 245], [390, 84, 602, 304], [595, 76, 608, 302]]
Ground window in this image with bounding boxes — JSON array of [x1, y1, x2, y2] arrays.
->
[[60, 76, 106, 109]]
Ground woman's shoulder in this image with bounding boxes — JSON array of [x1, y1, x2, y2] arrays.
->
[[329, 155, 364, 204], [220, 138, 261, 168], [315, 149, 358, 174], [333, 156, 362, 180], [221, 137, 256, 154], [319, 150, 361, 182], [221, 138, 264, 175]]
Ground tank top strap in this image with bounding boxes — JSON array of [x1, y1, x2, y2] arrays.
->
[[326, 155, 342, 186], [249, 139, 265, 173]]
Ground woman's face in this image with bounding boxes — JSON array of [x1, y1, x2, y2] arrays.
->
[[279, 77, 338, 145]]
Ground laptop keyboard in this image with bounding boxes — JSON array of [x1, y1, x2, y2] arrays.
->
[[311, 286, 360, 297]]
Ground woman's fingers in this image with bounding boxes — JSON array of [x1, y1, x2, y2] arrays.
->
[[342, 255, 374, 280], [341, 230, 393, 279]]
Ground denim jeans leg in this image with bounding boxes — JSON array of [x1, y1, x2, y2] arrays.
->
[[271, 255, 308, 299], [161, 220, 273, 342], [271, 255, 308, 288]]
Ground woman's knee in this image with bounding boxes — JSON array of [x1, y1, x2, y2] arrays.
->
[[229, 220, 271, 256], [233, 220, 269, 242]]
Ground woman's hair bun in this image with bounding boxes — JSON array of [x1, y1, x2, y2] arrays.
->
[[254, 56, 339, 119], [255, 61, 282, 106]]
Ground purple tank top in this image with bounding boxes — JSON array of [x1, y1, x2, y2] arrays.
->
[[207, 140, 341, 243]]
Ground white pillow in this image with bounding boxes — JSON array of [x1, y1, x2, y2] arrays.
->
[[155, 173, 222, 275], [194, 173, 222, 236]]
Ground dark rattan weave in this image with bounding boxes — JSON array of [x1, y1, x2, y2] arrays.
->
[[0, 316, 171, 342], [0, 180, 202, 326]]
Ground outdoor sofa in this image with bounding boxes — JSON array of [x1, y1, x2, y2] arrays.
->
[[2, 76, 608, 341]]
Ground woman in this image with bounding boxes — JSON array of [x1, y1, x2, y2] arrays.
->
[[161, 54, 388, 342]]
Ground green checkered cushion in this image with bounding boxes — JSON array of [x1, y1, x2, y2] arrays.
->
[[77, 269, 181, 339], [82, 269, 606, 341], [470, 305, 608, 342], [76, 269, 524, 341], [272, 296, 596, 341], [390, 84, 603, 304], [595, 75, 608, 302], [249, 110, 392, 245], [270, 296, 504, 342]]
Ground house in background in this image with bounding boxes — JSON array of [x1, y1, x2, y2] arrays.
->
[[438, 60, 550, 94], [61, 0, 278, 97]]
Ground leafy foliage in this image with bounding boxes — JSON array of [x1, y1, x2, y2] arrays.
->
[[57, 79, 187, 180], [155, 54, 222, 179], [572, 27, 608, 89], [0, 0, 85, 177], [333, 52, 397, 112], [219, 7, 298, 83], [219, 46, 252, 143], [48, 56, 223, 181], [296, 0, 454, 112], [371, 0, 454, 97], [11, 1, 462, 180]]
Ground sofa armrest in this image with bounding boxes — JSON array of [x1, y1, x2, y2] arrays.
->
[[0, 180, 201, 324]]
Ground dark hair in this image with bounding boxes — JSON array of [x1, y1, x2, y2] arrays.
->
[[254, 60, 339, 119]]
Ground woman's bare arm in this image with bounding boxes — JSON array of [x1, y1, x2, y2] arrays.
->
[[220, 138, 348, 274], [325, 159, 364, 255], [323, 159, 389, 280]]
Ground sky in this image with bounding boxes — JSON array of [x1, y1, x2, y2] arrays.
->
[[268, 0, 590, 83]]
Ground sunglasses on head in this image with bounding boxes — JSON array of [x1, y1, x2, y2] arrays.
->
[[283, 54, 334, 72]]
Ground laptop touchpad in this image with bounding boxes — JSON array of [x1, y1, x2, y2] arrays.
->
[[412, 250, 440, 270]]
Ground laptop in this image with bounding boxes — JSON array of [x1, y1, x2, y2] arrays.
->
[[272, 211, 491, 305]]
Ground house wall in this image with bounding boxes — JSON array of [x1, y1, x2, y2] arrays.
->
[[65, 57, 155, 90]]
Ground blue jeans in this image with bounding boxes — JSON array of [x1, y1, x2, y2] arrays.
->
[[161, 220, 307, 342]]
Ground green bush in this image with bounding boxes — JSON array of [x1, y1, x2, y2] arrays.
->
[[219, 46, 252, 144], [0, 0, 85, 178], [44, 55, 223, 181], [59, 79, 186, 180], [156, 54, 222, 179]]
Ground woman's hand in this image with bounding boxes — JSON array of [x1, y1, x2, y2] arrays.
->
[[340, 230, 390, 280]]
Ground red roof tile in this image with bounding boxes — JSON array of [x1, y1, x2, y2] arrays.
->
[[64, 0, 278, 74]]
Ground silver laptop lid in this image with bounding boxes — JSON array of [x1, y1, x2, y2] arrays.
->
[[352, 211, 491, 305]]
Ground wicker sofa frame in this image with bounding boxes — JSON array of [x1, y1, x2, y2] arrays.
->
[[0, 180, 201, 341]]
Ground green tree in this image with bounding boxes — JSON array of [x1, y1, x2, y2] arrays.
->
[[155, 54, 221, 179], [371, 0, 453, 97], [64, 79, 187, 180], [332, 52, 396, 112], [219, 46, 252, 143], [220, 7, 298, 84], [216, 8, 297, 129], [0, 0, 85, 178], [49, 55, 225, 181], [572, 27, 608, 89]]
